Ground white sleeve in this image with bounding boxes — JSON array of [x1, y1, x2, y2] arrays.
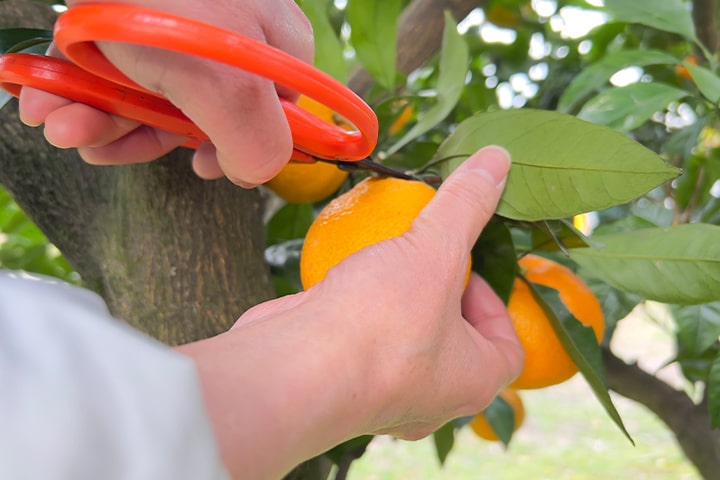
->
[[0, 271, 230, 480]]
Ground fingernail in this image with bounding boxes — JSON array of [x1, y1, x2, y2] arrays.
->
[[465, 145, 511, 189]]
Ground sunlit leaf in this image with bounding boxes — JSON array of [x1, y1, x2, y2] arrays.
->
[[300, 0, 348, 83], [347, 0, 402, 90], [558, 49, 678, 113], [528, 282, 633, 443], [571, 224, 720, 305], [603, 0, 697, 43], [685, 63, 720, 104], [435, 109, 679, 221], [386, 12, 468, 154], [577, 83, 687, 132]]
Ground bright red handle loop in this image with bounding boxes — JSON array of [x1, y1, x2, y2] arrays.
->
[[1, 4, 378, 162]]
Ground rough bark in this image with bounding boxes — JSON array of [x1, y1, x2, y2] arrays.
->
[[603, 348, 720, 480]]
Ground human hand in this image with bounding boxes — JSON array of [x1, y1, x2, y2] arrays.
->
[[18, 0, 314, 187], [179, 146, 523, 478], [296, 145, 523, 440]]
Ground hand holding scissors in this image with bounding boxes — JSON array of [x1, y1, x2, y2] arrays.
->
[[0, 3, 384, 185]]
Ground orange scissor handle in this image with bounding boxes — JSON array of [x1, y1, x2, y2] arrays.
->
[[0, 4, 378, 163]]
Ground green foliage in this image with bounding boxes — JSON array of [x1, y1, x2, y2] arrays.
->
[[436, 109, 679, 220], [0, 188, 78, 283], [288, 0, 720, 470]]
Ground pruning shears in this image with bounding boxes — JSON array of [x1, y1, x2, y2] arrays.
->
[[0, 4, 421, 179]]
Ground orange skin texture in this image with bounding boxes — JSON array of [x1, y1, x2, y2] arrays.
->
[[300, 176, 470, 290]]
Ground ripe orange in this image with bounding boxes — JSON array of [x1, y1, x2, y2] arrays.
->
[[508, 254, 604, 390], [264, 96, 348, 203], [388, 103, 415, 136], [675, 54, 697, 81], [300, 176, 471, 290], [470, 389, 525, 441]]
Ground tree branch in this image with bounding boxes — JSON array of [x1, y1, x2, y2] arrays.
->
[[603, 347, 720, 479], [692, 0, 719, 54]]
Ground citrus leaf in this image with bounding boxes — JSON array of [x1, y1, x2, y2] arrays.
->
[[386, 11, 468, 155], [324, 435, 373, 466], [708, 352, 720, 428], [577, 83, 687, 132], [530, 220, 589, 252], [301, 0, 348, 83], [435, 109, 679, 221], [432, 422, 455, 465], [0, 28, 52, 54], [685, 63, 720, 104], [265, 203, 314, 246], [603, 0, 698, 43], [672, 302, 720, 357], [528, 282, 633, 444], [471, 217, 516, 304], [582, 275, 641, 337], [557, 49, 678, 113], [347, 0, 402, 90], [570, 224, 720, 305], [482, 395, 515, 447]]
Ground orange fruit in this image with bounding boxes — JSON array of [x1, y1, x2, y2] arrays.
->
[[300, 176, 471, 290], [388, 103, 415, 136], [675, 54, 697, 81], [470, 389, 525, 441], [508, 254, 604, 390], [265, 96, 348, 203]]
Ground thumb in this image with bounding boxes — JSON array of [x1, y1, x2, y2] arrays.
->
[[416, 145, 511, 252]]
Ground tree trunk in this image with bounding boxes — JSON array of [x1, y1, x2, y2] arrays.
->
[[0, 1, 275, 345]]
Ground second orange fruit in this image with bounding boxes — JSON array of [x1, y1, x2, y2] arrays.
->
[[508, 254, 604, 390]]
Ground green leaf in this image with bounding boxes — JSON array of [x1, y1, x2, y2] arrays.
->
[[558, 49, 678, 113], [471, 217, 516, 304], [265, 203, 314, 246], [0, 28, 52, 54], [603, 0, 698, 43], [265, 238, 304, 293], [685, 63, 720, 104], [347, 0, 402, 90], [672, 303, 720, 356], [435, 109, 680, 221], [582, 276, 641, 338], [386, 12, 468, 155], [708, 352, 720, 428], [432, 422, 455, 465], [528, 282, 633, 444], [482, 395, 516, 447], [0, 28, 53, 110], [300, 0, 348, 83], [324, 435, 373, 466], [577, 83, 687, 132], [571, 224, 720, 305], [530, 220, 590, 252]]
